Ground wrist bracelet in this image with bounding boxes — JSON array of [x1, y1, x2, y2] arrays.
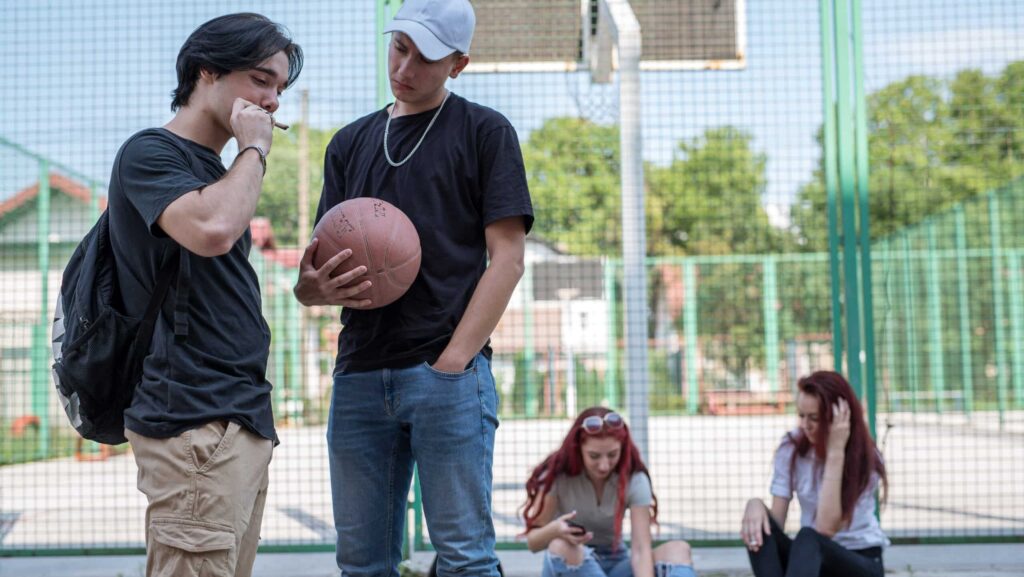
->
[[239, 145, 267, 175]]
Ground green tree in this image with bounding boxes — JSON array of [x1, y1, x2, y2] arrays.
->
[[257, 123, 336, 246], [521, 117, 622, 256], [646, 126, 779, 255], [791, 61, 1024, 249]]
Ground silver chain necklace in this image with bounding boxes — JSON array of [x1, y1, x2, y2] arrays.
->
[[383, 90, 451, 168]]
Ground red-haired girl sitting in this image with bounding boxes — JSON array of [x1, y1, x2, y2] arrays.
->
[[521, 407, 695, 577], [741, 371, 889, 577]]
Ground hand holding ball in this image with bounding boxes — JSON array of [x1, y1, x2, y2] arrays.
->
[[311, 197, 421, 309]]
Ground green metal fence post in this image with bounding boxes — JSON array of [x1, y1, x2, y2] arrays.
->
[[954, 207, 975, 415], [851, 0, 878, 434], [883, 278, 897, 410], [925, 221, 946, 412], [834, 0, 864, 397], [376, 0, 401, 108], [683, 260, 699, 414], [33, 160, 52, 458], [819, 0, 844, 373], [901, 234, 919, 413], [285, 278, 303, 422], [524, 261, 536, 417], [272, 277, 287, 411], [988, 195, 1008, 426], [762, 257, 780, 392], [1007, 251, 1023, 409]]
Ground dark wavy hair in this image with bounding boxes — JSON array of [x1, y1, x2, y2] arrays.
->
[[789, 371, 888, 523], [521, 407, 657, 549], [171, 13, 304, 111]]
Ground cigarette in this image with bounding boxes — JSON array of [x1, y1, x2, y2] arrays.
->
[[274, 120, 290, 130]]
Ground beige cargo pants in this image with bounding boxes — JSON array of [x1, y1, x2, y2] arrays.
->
[[126, 421, 273, 577]]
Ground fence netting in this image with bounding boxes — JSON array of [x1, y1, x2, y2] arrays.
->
[[0, 0, 1021, 554]]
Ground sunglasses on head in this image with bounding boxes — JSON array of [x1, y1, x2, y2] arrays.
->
[[581, 412, 624, 434]]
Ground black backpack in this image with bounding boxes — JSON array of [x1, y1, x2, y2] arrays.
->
[[51, 130, 195, 445], [50, 215, 189, 445]]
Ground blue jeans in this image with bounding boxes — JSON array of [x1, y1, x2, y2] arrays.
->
[[327, 353, 500, 577], [543, 544, 697, 577]]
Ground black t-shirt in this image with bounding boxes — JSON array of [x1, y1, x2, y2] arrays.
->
[[108, 128, 276, 442], [318, 93, 533, 373]]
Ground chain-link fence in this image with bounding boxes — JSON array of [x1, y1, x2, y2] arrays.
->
[[1, 0, 1021, 555]]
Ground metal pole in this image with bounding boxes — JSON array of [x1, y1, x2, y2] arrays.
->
[[523, 262, 536, 417], [296, 88, 311, 425], [819, 0, 844, 373], [900, 234, 919, 413], [1009, 251, 1024, 409], [683, 260, 699, 415], [954, 207, 975, 415], [286, 278, 303, 423], [988, 195, 1008, 427], [605, 0, 648, 455], [925, 222, 945, 412], [298, 89, 310, 244], [834, 0, 864, 396], [762, 257, 780, 392], [851, 0, 877, 434], [376, 0, 401, 108], [34, 160, 52, 458], [604, 259, 619, 407]]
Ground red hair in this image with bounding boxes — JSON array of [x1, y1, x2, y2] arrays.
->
[[788, 371, 888, 523], [521, 407, 657, 548]]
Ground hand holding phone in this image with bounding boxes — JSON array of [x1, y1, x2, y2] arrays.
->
[[566, 520, 587, 536]]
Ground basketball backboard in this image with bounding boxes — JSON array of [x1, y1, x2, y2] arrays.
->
[[466, 0, 746, 75]]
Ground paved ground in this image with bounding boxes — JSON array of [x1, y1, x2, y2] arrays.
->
[[1, 412, 1022, 577], [2, 413, 1022, 551], [2, 543, 1023, 576]]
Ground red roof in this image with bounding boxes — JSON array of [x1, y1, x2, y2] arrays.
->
[[1, 173, 302, 269], [0, 173, 107, 220]]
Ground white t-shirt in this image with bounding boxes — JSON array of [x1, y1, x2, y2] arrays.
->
[[770, 430, 890, 550], [552, 472, 653, 547]]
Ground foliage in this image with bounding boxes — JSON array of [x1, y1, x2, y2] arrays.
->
[[257, 123, 336, 246]]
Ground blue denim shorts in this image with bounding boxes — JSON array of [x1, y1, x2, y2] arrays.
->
[[542, 544, 695, 577]]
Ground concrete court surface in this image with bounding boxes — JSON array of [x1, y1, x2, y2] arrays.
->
[[2, 544, 1023, 577]]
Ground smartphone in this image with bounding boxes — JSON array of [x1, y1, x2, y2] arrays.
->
[[566, 520, 587, 535]]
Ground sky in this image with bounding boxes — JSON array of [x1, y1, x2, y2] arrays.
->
[[1, 0, 1021, 229]]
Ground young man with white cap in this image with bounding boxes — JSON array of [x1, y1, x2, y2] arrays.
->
[[293, 1, 533, 576]]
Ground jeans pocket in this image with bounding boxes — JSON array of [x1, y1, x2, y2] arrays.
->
[[150, 519, 235, 577], [421, 356, 478, 379]]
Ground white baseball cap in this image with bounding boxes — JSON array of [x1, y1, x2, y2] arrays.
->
[[383, 0, 475, 62]]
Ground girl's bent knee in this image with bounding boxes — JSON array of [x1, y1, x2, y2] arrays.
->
[[548, 538, 587, 567], [654, 540, 692, 565]]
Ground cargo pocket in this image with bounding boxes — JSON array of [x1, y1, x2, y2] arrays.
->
[[150, 519, 235, 577]]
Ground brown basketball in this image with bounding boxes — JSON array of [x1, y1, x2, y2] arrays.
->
[[311, 197, 421, 309]]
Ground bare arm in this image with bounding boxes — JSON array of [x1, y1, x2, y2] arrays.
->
[[742, 496, 790, 552], [525, 493, 593, 553], [158, 98, 273, 257], [815, 398, 851, 537], [432, 216, 527, 372], [629, 505, 655, 577], [769, 496, 790, 527]]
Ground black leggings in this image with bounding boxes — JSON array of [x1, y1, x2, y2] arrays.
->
[[748, 515, 884, 577]]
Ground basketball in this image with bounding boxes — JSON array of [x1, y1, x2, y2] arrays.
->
[[311, 197, 422, 309]]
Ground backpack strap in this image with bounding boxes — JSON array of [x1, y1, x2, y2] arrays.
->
[[161, 130, 207, 344], [139, 251, 181, 345], [173, 246, 190, 342]]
